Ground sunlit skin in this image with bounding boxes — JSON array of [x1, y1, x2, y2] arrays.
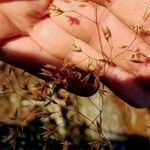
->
[[0, 0, 150, 107]]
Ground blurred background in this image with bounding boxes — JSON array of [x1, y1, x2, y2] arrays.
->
[[0, 61, 149, 150]]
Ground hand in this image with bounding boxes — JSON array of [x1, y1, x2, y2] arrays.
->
[[0, 0, 149, 107]]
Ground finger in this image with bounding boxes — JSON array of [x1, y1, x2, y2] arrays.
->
[[0, 36, 63, 74], [101, 63, 150, 107]]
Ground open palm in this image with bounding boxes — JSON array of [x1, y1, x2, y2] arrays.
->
[[0, 0, 150, 107]]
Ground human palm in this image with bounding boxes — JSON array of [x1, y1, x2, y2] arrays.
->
[[0, 0, 150, 107]]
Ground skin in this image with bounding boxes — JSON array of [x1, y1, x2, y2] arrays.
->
[[0, 0, 149, 107]]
